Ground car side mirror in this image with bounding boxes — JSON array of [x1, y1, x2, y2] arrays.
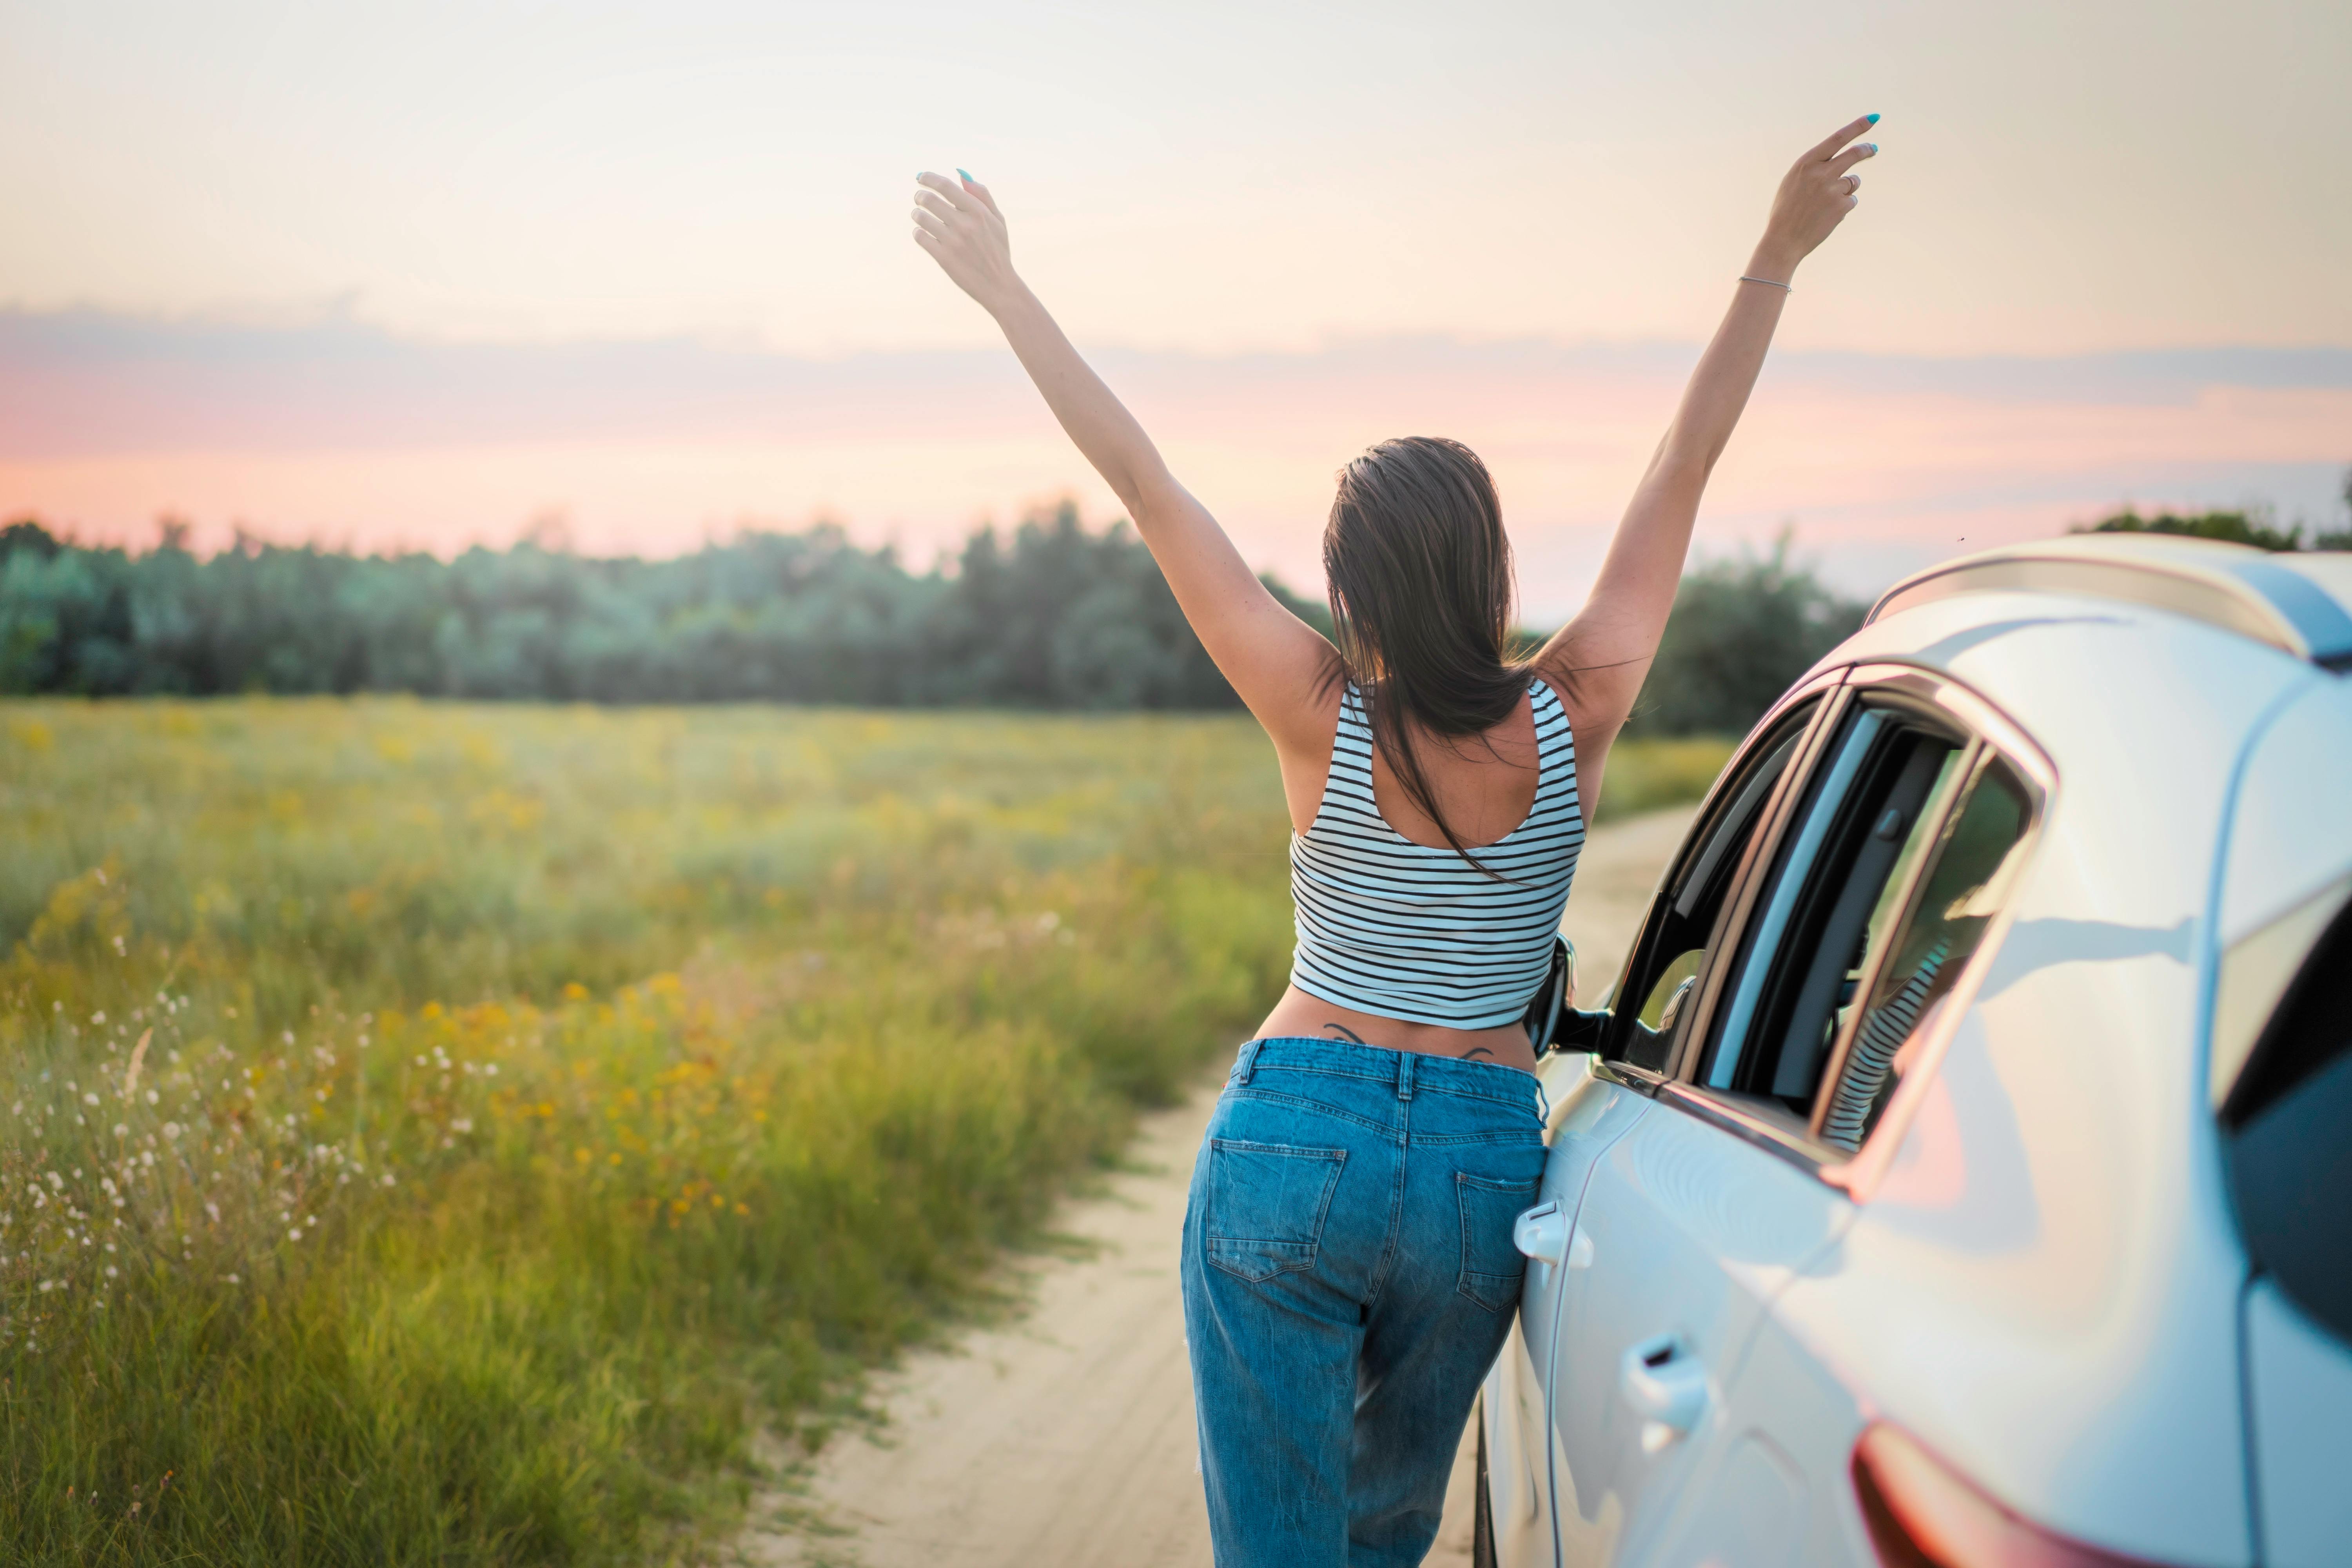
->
[[1548, 1006, 1612, 1055]]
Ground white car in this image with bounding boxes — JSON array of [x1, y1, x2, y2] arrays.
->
[[1477, 534, 2352, 1568]]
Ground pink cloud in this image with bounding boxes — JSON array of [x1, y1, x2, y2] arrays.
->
[[3, 311, 2345, 610]]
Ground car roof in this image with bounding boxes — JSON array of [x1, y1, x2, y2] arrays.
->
[[1867, 534, 2352, 673]]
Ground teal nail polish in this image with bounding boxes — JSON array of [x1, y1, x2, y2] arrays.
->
[[1866, 113, 1880, 124], [957, 167, 975, 183]]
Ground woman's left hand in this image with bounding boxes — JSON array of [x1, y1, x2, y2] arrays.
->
[[1749, 116, 1880, 283], [913, 171, 1022, 316]]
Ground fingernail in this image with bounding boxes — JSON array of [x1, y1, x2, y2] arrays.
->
[[1868, 143, 1879, 154], [957, 167, 975, 183], [1865, 113, 1880, 124]]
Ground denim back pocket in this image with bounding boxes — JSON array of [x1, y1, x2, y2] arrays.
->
[[1456, 1172, 1541, 1311], [1204, 1138, 1347, 1284]]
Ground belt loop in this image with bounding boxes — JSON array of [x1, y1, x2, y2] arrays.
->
[[1396, 1050, 1417, 1101], [1236, 1039, 1260, 1086]]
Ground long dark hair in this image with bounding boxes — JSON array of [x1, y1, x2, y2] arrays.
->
[[1322, 436, 1533, 871]]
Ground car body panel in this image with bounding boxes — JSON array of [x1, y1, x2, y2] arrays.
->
[[1650, 1300, 1878, 1567], [2242, 1278, 2352, 1566], [2220, 673, 2352, 1566], [1547, 1088, 1853, 1566], [1487, 584, 2340, 1566], [1729, 603, 2297, 1565], [2218, 672, 2352, 947], [1485, 1049, 1647, 1568]]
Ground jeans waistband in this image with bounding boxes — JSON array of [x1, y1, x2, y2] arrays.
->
[[1233, 1036, 1537, 1109]]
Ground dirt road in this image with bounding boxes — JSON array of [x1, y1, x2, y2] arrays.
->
[[746, 804, 1698, 1568]]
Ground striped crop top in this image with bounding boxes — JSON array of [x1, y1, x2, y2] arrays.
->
[[1288, 678, 1586, 1029]]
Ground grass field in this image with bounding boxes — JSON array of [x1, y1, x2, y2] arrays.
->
[[0, 699, 1731, 1565]]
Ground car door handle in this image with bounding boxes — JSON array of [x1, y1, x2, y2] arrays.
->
[[1619, 1334, 1708, 1439], [1514, 1200, 1567, 1264]]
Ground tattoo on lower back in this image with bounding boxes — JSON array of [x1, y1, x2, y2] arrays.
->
[[1462, 1047, 1496, 1061], [1323, 1023, 1367, 1045]]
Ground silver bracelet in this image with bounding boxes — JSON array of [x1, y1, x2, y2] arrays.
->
[[1738, 275, 1792, 292]]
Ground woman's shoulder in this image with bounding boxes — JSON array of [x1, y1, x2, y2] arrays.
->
[[1523, 654, 1627, 760]]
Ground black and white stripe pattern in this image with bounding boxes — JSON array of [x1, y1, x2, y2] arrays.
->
[[1820, 938, 1951, 1151], [1288, 678, 1584, 1029]]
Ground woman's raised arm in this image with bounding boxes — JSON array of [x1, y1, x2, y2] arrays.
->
[[1534, 116, 1882, 744], [911, 171, 1334, 754]]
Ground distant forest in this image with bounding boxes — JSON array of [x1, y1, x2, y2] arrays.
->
[[11, 495, 2330, 734]]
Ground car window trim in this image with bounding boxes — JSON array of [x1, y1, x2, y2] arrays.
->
[[1597, 667, 1847, 1035], [1589, 1056, 1670, 1098], [1656, 1082, 1830, 1178], [1702, 707, 1890, 1091], [1670, 738, 1798, 921], [1641, 662, 2054, 1198], [1658, 680, 1858, 1084]]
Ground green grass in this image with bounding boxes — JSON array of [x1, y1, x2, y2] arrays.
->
[[0, 699, 1732, 1564], [1591, 734, 1739, 823]]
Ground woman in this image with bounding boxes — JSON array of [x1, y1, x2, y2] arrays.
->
[[911, 116, 1877, 1566]]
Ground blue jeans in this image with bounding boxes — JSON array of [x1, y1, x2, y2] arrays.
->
[[1181, 1037, 1546, 1567]]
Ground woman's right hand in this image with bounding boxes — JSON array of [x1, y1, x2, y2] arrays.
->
[[913, 171, 1022, 316], [1748, 116, 1880, 283]]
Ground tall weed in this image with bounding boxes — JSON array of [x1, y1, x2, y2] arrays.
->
[[0, 699, 1725, 1564]]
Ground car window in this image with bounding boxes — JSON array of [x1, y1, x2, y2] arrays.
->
[[1815, 762, 2033, 1149], [2222, 887, 2352, 1345], [1605, 697, 1820, 1074], [1697, 701, 2034, 1146]]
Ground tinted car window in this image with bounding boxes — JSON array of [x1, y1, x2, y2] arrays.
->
[[1700, 705, 1961, 1108], [1606, 699, 1818, 1073], [2225, 895, 2352, 1344], [1697, 695, 2034, 1145], [1816, 762, 2032, 1149]]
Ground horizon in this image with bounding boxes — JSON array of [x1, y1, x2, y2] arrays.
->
[[5, 307, 2347, 613]]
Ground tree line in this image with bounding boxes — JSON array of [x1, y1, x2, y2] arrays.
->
[[20, 494, 2332, 735], [0, 504, 1279, 711]]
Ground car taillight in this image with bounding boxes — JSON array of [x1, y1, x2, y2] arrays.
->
[[1851, 1422, 2172, 1568]]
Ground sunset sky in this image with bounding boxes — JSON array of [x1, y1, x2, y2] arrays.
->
[[4, 0, 2347, 612]]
